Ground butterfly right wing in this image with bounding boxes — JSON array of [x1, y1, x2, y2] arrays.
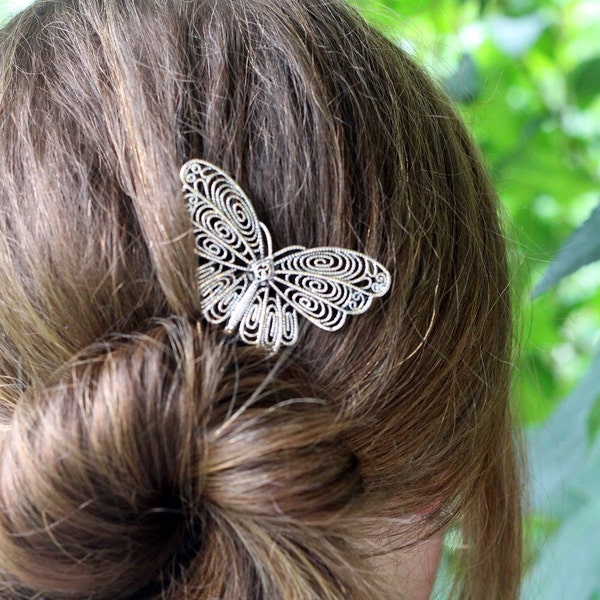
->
[[270, 246, 391, 332], [181, 159, 269, 324]]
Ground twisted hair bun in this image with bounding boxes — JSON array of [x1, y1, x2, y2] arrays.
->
[[0, 319, 361, 598]]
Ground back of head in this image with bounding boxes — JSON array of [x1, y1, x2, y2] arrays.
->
[[0, 0, 521, 598]]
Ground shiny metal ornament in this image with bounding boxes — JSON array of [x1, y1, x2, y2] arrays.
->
[[181, 159, 391, 352]]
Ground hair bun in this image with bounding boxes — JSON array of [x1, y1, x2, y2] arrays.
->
[[0, 319, 202, 598], [0, 318, 361, 598], [203, 398, 361, 520]]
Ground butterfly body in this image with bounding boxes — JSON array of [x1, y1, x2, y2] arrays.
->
[[181, 159, 391, 352], [225, 257, 274, 335], [251, 257, 275, 283]]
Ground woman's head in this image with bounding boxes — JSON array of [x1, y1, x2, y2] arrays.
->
[[0, 0, 521, 598]]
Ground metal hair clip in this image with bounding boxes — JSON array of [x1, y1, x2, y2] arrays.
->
[[181, 159, 391, 352]]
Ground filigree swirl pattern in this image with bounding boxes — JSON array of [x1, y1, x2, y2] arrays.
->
[[184, 161, 265, 261], [275, 248, 390, 294], [181, 159, 391, 352]]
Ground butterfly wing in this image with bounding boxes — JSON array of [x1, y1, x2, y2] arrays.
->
[[181, 159, 270, 325], [237, 287, 299, 352], [271, 247, 391, 331], [195, 262, 251, 325]]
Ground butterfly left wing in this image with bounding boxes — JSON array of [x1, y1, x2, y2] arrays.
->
[[181, 159, 268, 265], [270, 247, 391, 331], [181, 159, 271, 328], [195, 262, 252, 325]]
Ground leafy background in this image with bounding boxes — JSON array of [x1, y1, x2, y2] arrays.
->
[[346, 1, 600, 598], [1, 0, 599, 598]]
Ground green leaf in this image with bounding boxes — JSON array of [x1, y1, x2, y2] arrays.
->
[[533, 201, 600, 298], [573, 433, 600, 500], [589, 396, 600, 442], [525, 434, 600, 599], [568, 56, 600, 108], [522, 499, 600, 600], [528, 347, 600, 512], [517, 351, 560, 424]]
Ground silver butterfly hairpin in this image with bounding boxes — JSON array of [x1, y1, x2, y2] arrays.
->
[[181, 159, 391, 352]]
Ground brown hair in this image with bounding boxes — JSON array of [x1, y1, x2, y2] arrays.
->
[[0, 0, 522, 598]]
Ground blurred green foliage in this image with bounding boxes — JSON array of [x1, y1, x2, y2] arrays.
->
[[347, 0, 600, 597], [1, 0, 599, 598], [350, 0, 600, 420]]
